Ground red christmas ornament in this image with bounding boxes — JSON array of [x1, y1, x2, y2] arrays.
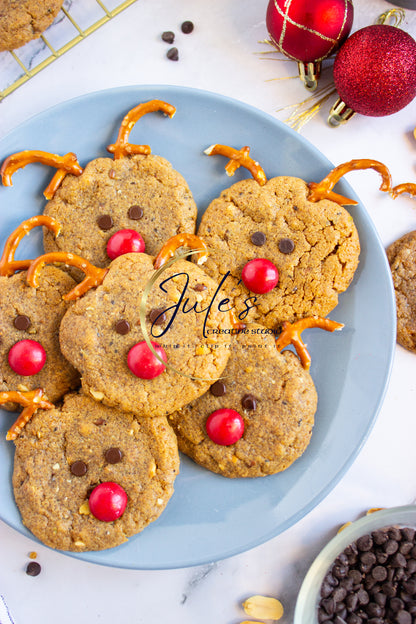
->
[[266, 0, 354, 90], [329, 24, 416, 124]]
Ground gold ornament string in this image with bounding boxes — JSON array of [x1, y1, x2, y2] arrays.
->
[[376, 8, 406, 26]]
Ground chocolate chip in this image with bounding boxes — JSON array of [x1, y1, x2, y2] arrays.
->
[[97, 214, 114, 230], [366, 602, 383, 617], [241, 394, 257, 410], [26, 561, 41, 576], [210, 381, 226, 397], [396, 610, 412, 624], [333, 564, 348, 579], [194, 283, 207, 292], [149, 308, 167, 325], [161, 30, 175, 43], [181, 20, 194, 33], [104, 447, 123, 464], [115, 319, 130, 335], [384, 539, 399, 554], [128, 205, 143, 220], [372, 529, 389, 545], [278, 237, 295, 254], [13, 314, 31, 330], [402, 528, 416, 541], [94, 418, 106, 426], [357, 535, 373, 552], [70, 460, 87, 476], [167, 47, 179, 61], [250, 231, 266, 246], [372, 566, 388, 581]]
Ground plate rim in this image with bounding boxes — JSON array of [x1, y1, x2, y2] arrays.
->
[[0, 84, 396, 569]]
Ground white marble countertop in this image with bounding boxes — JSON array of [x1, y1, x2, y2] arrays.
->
[[1, 0, 416, 622]]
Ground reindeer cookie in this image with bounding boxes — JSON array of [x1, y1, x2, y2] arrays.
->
[[197, 149, 394, 328], [12, 392, 179, 551], [0, 216, 79, 410], [168, 317, 341, 478], [26, 235, 233, 418], [1, 100, 197, 275]]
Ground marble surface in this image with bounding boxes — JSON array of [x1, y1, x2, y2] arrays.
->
[[0, 0, 416, 622]]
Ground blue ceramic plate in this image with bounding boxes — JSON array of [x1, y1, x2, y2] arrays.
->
[[0, 85, 395, 569]]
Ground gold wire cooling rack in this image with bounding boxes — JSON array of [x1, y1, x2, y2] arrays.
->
[[0, 0, 137, 101]]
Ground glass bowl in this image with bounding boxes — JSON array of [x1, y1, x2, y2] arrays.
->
[[294, 505, 416, 624]]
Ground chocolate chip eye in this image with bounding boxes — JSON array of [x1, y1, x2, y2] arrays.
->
[[250, 231, 266, 246], [278, 238, 295, 254], [70, 460, 88, 476], [148, 308, 167, 326], [104, 447, 123, 464], [193, 283, 207, 292], [241, 394, 257, 410], [128, 205, 144, 220], [114, 319, 130, 335], [210, 381, 226, 397], [97, 215, 114, 231], [13, 314, 31, 330]]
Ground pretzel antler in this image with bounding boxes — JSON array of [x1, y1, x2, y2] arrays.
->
[[390, 182, 416, 199], [0, 389, 54, 440], [27, 252, 108, 301], [308, 159, 392, 206], [204, 144, 267, 186], [275, 317, 344, 370], [0, 150, 83, 199], [107, 99, 176, 160], [0, 215, 62, 277], [154, 234, 209, 269]]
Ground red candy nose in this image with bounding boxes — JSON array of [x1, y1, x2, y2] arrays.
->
[[88, 482, 128, 522], [106, 229, 145, 260], [241, 258, 279, 294], [206, 408, 245, 446], [8, 339, 46, 376], [127, 341, 167, 379]]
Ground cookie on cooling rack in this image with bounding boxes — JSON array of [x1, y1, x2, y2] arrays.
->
[[0, 0, 64, 52]]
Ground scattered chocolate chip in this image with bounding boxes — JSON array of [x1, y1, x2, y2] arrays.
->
[[70, 460, 87, 476], [108, 169, 116, 179], [278, 237, 295, 254], [128, 205, 144, 220], [93, 418, 106, 426], [167, 47, 179, 61], [181, 20, 194, 34], [13, 314, 31, 330], [97, 214, 114, 231], [115, 319, 130, 335], [194, 283, 207, 292], [104, 447, 123, 464], [26, 561, 41, 576], [250, 231, 266, 246], [161, 30, 175, 43], [149, 308, 167, 326], [241, 394, 257, 410], [210, 381, 226, 397]]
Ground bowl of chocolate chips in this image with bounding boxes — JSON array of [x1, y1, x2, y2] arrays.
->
[[294, 505, 416, 624]]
